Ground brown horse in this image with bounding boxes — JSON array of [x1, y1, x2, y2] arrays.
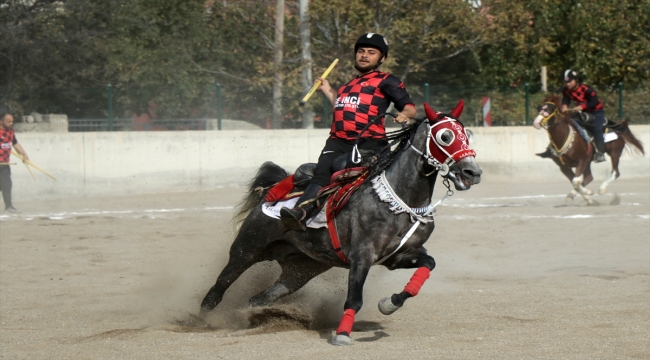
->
[[533, 95, 644, 204]]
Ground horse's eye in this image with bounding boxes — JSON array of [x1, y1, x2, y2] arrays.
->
[[435, 129, 455, 146]]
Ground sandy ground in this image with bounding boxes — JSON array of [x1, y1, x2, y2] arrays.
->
[[0, 176, 648, 359]]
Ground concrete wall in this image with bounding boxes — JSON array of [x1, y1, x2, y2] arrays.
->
[[10, 125, 650, 200]]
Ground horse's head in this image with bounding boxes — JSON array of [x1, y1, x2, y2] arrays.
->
[[422, 100, 482, 190], [534, 94, 569, 128]]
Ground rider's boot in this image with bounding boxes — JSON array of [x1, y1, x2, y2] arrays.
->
[[594, 137, 606, 163], [280, 183, 323, 231], [535, 146, 553, 158]]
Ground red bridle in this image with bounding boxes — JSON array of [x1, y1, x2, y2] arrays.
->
[[414, 101, 476, 175]]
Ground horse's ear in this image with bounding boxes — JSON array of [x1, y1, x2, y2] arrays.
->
[[424, 102, 440, 121], [449, 99, 464, 119]]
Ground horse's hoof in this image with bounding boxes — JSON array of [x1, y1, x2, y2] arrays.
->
[[332, 334, 353, 346], [565, 194, 574, 202], [587, 200, 599, 206], [598, 187, 607, 195], [378, 296, 401, 315], [584, 189, 594, 196], [198, 307, 211, 318]]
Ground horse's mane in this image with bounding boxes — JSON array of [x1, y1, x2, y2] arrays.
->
[[365, 118, 425, 181], [542, 94, 562, 107]]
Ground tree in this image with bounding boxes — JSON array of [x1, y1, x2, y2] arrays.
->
[[0, 0, 112, 117], [477, 0, 650, 89]]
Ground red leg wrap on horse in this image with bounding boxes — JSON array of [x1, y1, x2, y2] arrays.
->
[[335, 309, 357, 335], [403, 267, 431, 297]]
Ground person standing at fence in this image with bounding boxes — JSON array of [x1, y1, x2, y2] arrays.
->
[[280, 32, 417, 231], [0, 112, 30, 212]]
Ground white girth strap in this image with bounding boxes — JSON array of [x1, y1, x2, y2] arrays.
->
[[375, 221, 421, 265]]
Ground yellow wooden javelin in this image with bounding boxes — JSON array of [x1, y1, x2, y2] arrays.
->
[[24, 160, 37, 180], [300, 58, 339, 106], [11, 150, 58, 181]]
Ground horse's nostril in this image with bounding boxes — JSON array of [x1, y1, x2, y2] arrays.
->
[[462, 169, 480, 178]]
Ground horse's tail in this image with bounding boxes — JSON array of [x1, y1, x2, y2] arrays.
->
[[617, 119, 645, 157], [233, 161, 288, 226]]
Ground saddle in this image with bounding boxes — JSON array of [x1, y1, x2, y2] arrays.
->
[[264, 150, 379, 204], [574, 112, 624, 132], [571, 112, 622, 144]]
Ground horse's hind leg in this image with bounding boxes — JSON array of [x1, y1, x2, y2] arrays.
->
[[377, 247, 435, 316], [249, 255, 332, 307], [200, 256, 260, 316], [599, 140, 624, 195], [200, 227, 269, 316]]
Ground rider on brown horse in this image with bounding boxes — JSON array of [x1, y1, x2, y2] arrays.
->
[[536, 69, 607, 163], [280, 33, 418, 231]]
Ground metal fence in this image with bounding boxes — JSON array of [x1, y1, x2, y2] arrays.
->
[[12, 82, 650, 132], [67, 118, 212, 132]]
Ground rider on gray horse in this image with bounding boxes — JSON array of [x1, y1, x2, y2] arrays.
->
[[280, 32, 417, 231], [536, 69, 607, 163]]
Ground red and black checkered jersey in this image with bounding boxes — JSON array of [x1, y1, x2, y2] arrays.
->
[[561, 84, 604, 112], [330, 71, 415, 140], [0, 128, 16, 163]]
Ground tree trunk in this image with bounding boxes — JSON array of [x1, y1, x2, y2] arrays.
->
[[272, 0, 285, 129], [299, 0, 314, 129]]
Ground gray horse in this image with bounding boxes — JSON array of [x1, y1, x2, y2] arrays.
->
[[199, 101, 482, 346]]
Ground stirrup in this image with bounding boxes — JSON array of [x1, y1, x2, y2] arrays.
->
[[280, 207, 307, 231], [594, 153, 606, 163]]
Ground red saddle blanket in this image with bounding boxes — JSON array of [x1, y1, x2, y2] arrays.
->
[[264, 167, 367, 203], [263, 167, 370, 264]]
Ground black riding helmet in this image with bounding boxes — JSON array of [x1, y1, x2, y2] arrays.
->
[[354, 33, 389, 59], [562, 69, 579, 82]]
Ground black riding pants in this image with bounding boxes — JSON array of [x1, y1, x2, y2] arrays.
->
[[0, 165, 13, 208], [311, 137, 388, 187], [589, 110, 606, 153]]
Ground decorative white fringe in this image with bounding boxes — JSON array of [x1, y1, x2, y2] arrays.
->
[[371, 171, 435, 224]]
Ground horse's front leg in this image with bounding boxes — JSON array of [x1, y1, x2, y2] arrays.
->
[[331, 250, 374, 346], [572, 160, 593, 194], [572, 161, 597, 204], [571, 173, 597, 205], [377, 247, 435, 316], [557, 165, 579, 202]]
